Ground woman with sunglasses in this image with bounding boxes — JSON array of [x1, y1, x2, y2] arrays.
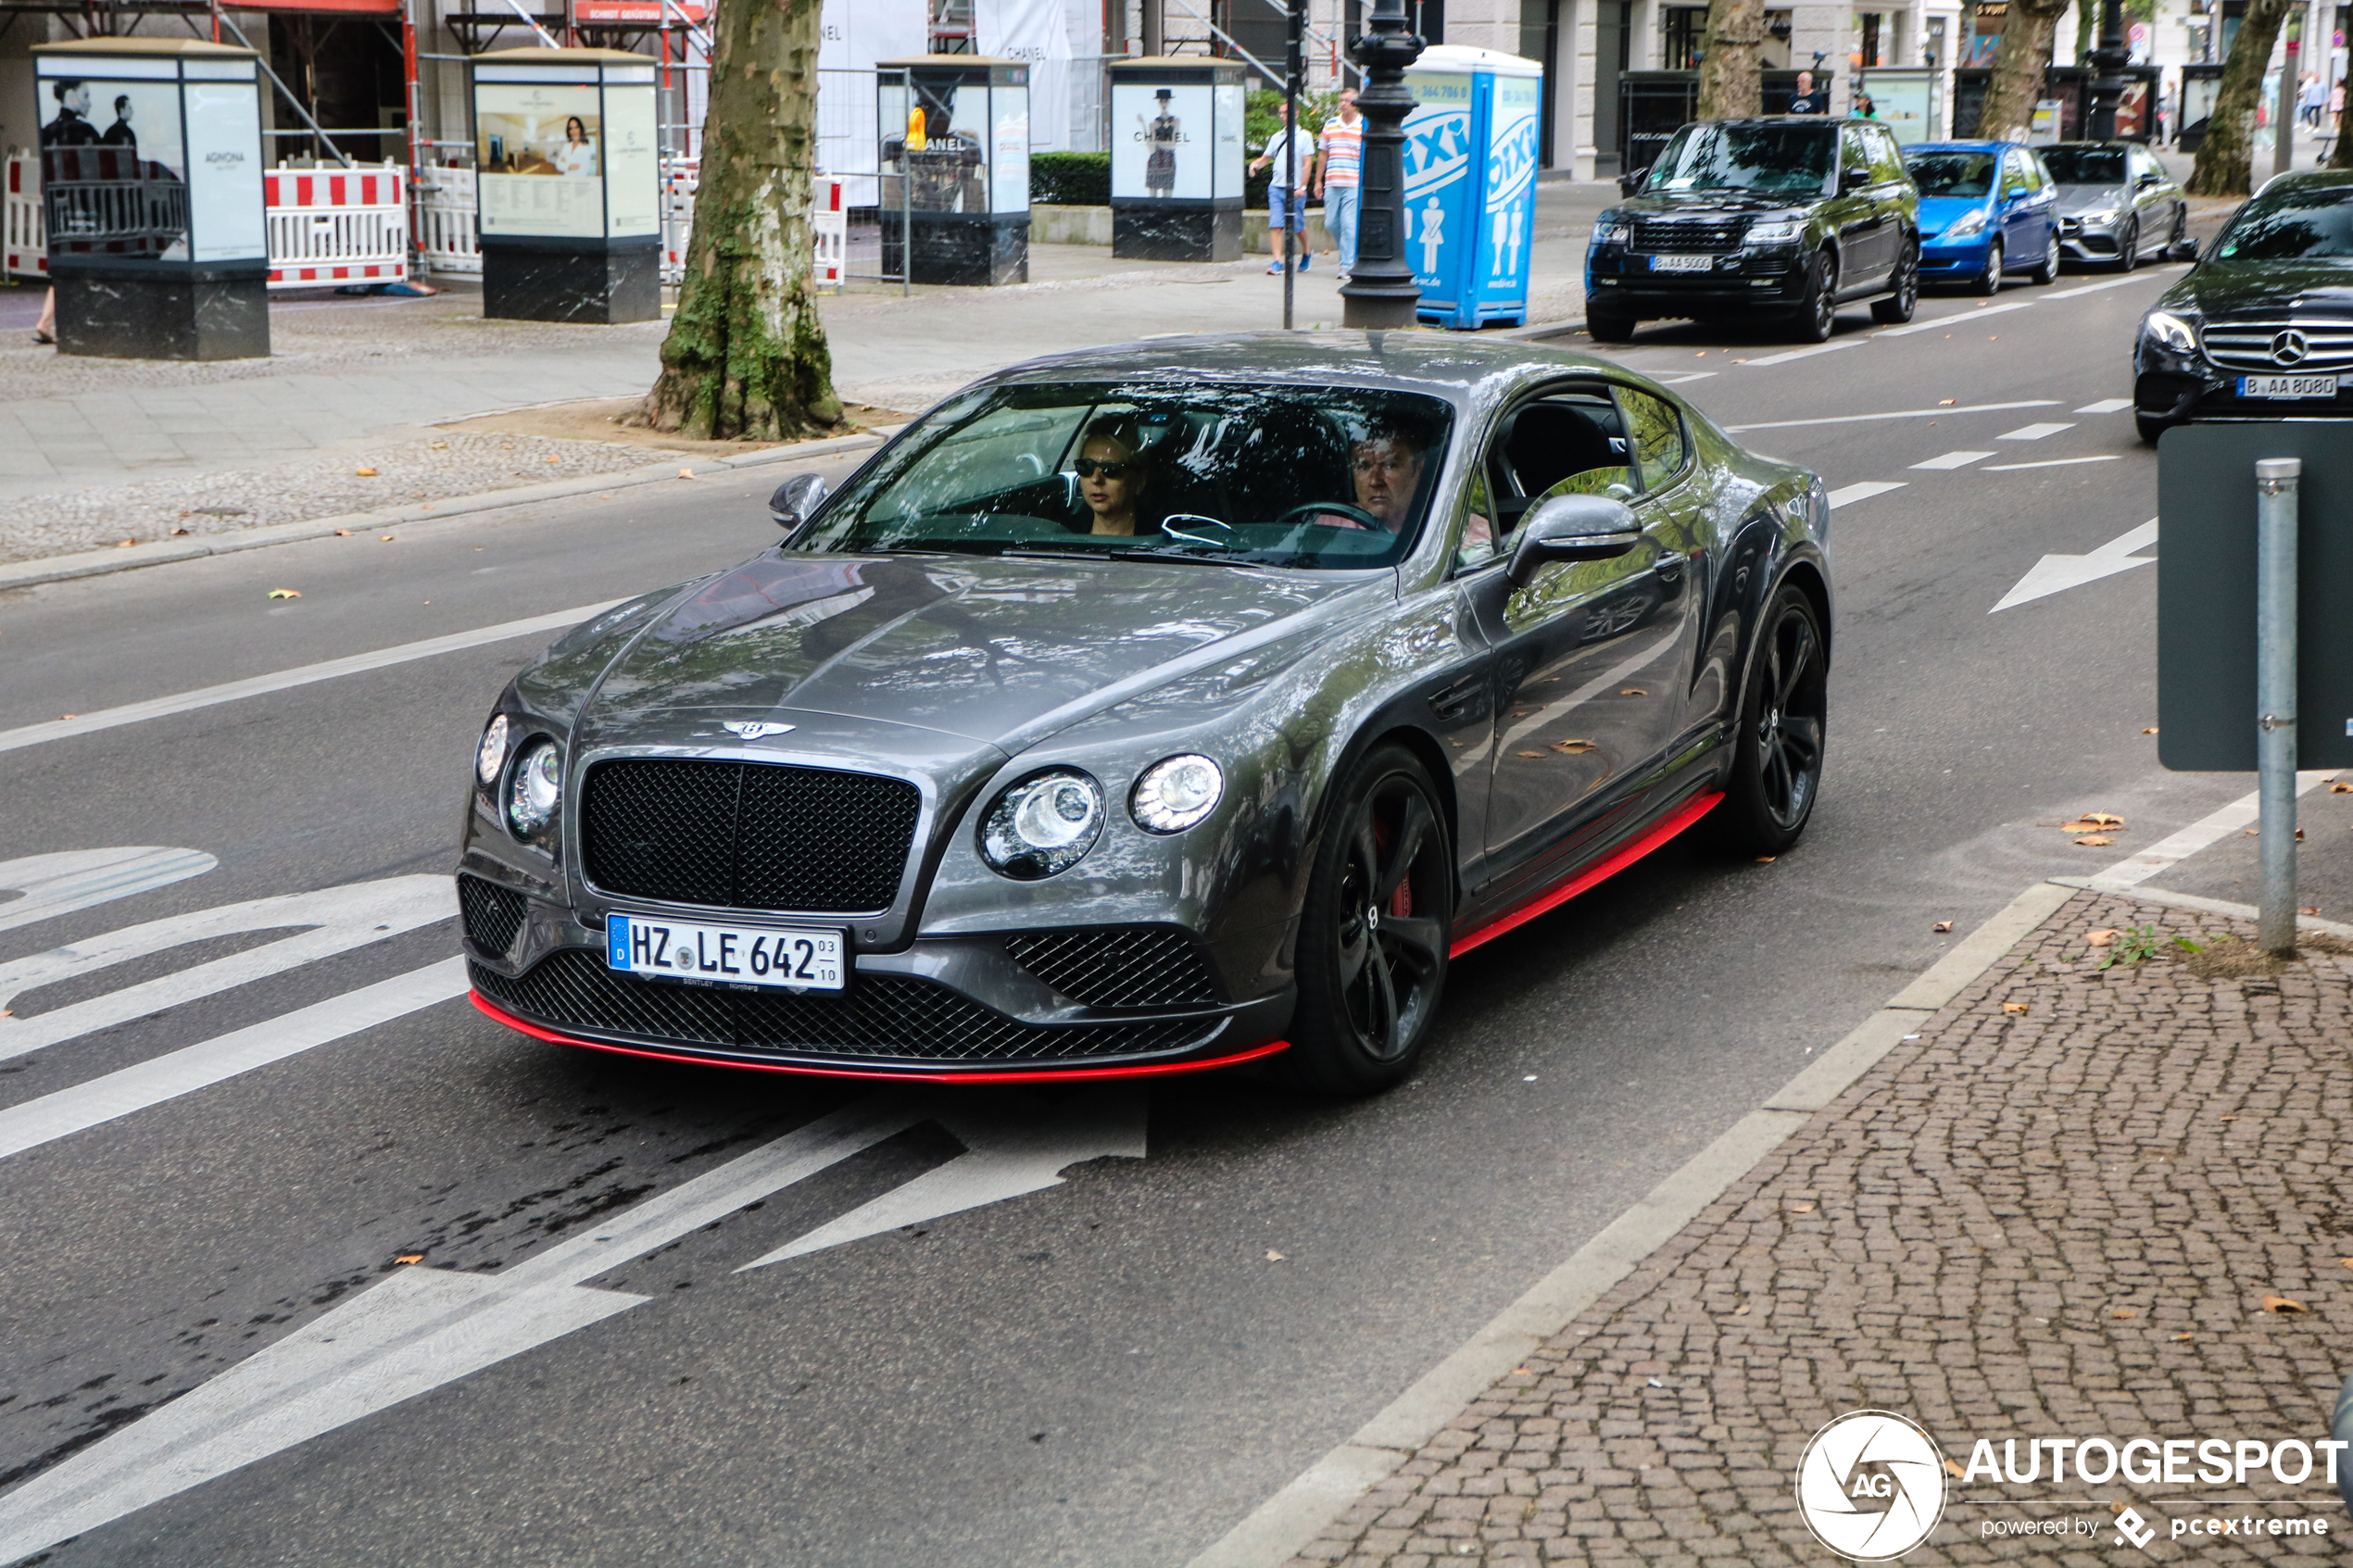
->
[[1073, 417, 1153, 536]]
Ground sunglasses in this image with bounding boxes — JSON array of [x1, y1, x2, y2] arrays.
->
[[1072, 458, 1129, 479]]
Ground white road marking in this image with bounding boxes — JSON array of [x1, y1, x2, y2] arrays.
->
[[0, 1086, 1143, 1561], [2046, 270, 2182, 300], [1722, 399, 2059, 433], [1911, 450, 1994, 470], [1651, 370, 1719, 384], [1738, 341, 1859, 367], [1982, 455, 2123, 472], [0, 876, 454, 1062], [0, 600, 623, 757], [0, 957, 469, 1162], [0, 847, 216, 937], [1991, 519, 2157, 612], [0, 1093, 929, 1564], [1827, 481, 1906, 508], [1871, 298, 2041, 336], [1995, 422, 2075, 440], [2075, 397, 2135, 413], [2088, 772, 2339, 888], [738, 1089, 1148, 1269]]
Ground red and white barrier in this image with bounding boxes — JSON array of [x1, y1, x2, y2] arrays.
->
[[264, 163, 407, 290], [5, 153, 43, 279], [812, 173, 845, 291]]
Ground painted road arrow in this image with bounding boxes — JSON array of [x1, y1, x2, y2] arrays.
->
[[1991, 519, 2157, 612], [0, 1088, 1144, 1563]]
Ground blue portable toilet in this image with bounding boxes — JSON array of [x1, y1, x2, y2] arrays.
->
[[1401, 44, 1542, 330]]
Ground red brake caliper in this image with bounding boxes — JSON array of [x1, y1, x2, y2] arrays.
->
[[1372, 818, 1413, 918]]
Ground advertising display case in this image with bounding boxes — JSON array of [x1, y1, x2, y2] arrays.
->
[[471, 47, 661, 323], [877, 57, 1030, 286], [1857, 68, 1946, 143], [1402, 44, 1541, 330], [1106, 57, 1246, 262], [31, 38, 269, 360]]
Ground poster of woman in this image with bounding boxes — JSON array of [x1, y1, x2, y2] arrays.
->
[[39, 76, 189, 261], [1112, 82, 1211, 200], [475, 82, 606, 237]]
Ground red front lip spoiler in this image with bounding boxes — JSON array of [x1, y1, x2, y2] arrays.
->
[[470, 992, 1290, 1084]]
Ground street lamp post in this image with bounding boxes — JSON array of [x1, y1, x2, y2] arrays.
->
[[1340, 0, 1425, 330], [2084, 0, 2130, 141]]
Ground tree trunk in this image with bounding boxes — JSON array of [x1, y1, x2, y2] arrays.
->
[[1978, 0, 2070, 144], [1694, 0, 1767, 119], [640, 0, 843, 442], [2186, 0, 2293, 195]]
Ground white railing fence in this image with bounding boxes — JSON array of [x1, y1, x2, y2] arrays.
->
[[417, 165, 481, 276], [263, 164, 407, 289]]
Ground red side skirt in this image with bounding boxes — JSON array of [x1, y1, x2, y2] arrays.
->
[[1448, 791, 1724, 960]]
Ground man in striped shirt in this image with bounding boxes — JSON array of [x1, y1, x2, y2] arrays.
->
[[1315, 89, 1363, 279]]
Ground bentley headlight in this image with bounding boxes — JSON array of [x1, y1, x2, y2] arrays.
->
[[475, 714, 510, 787], [2142, 309, 2199, 353], [1131, 755, 1224, 834], [979, 770, 1104, 879], [1944, 207, 1988, 239], [1744, 218, 1803, 245], [507, 740, 562, 834]]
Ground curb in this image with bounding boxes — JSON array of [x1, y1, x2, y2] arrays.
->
[[0, 426, 897, 596], [1185, 875, 2086, 1568]]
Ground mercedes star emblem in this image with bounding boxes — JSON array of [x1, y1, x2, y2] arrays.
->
[[2270, 329, 2309, 367]]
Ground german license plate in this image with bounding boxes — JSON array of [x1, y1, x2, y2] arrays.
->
[[1650, 253, 1712, 272], [2238, 373, 2339, 399], [607, 913, 846, 991]]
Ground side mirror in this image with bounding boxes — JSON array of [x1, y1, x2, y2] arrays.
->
[[768, 472, 828, 531], [1840, 166, 1872, 193], [1618, 165, 1650, 197], [2137, 170, 2162, 188], [1506, 495, 1646, 587]]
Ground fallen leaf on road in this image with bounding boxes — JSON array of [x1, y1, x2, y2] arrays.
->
[[2063, 813, 2125, 831], [2002, 1001, 2030, 1014], [1265, 1250, 1286, 1261], [429, 441, 448, 449], [1734, 1303, 1750, 1316], [2263, 1295, 2308, 1313], [545, 455, 560, 463], [334, 529, 352, 536], [2112, 1308, 2137, 1319], [2301, 907, 2322, 915], [355, 466, 378, 477], [268, 589, 301, 599], [57, 715, 73, 722], [1619, 687, 1648, 697], [1551, 739, 1597, 754], [2087, 929, 2120, 946], [116, 539, 133, 549], [2075, 835, 2114, 847], [2335, 782, 2353, 794], [2338, 1258, 2353, 1269], [677, 468, 696, 479], [1944, 1459, 1967, 1478], [381, 534, 396, 542], [2144, 727, 2160, 734], [1755, 855, 1776, 863], [1517, 750, 1544, 759], [1938, 398, 1957, 406], [2220, 1113, 2236, 1121], [395, 1254, 424, 1265], [1933, 921, 1955, 933], [1784, 1200, 1815, 1213], [2175, 1332, 2196, 1342], [170, 526, 188, 536]]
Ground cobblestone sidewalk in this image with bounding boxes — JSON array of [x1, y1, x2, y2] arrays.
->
[[1290, 889, 2353, 1565]]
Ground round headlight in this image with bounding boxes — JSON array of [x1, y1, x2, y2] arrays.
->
[[475, 714, 510, 787], [978, 770, 1104, 879], [507, 740, 562, 834], [1131, 754, 1224, 834]]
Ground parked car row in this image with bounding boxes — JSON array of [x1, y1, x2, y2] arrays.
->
[[1584, 117, 2189, 343]]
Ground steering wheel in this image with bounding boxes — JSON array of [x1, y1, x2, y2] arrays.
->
[[1014, 452, 1047, 478], [1275, 501, 1383, 531]]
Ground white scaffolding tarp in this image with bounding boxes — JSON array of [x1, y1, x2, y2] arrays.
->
[[816, 0, 927, 205]]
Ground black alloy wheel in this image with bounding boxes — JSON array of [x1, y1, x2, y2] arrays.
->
[[1870, 240, 1919, 323], [2117, 218, 2140, 271], [2028, 228, 2062, 284], [1710, 584, 1827, 856], [1794, 251, 1838, 342], [1586, 307, 1637, 345], [1284, 745, 1451, 1095], [1973, 236, 2005, 296]]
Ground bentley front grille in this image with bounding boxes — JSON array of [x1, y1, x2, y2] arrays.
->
[[472, 951, 1220, 1064], [580, 759, 921, 914]]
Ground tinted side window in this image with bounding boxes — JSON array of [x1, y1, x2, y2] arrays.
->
[[1615, 387, 1688, 493], [1999, 150, 2032, 196], [1869, 128, 1906, 184], [1841, 129, 1871, 178]]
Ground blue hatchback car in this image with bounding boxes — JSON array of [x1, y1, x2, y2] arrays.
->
[[1901, 141, 2061, 294]]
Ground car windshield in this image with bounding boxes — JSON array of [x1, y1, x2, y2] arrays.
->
[[2215, 186, 2353, 261], [791, 381, 1456, 571], [2038, 146, 2127, 184], [1903, 151, 1995, 197], [1640, 123, 1835, 195]]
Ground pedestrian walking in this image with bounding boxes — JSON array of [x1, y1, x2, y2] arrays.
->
[[2298, 72, 2325, 129], [1316, 89, 1363, 280], [1250, 100, 1318, 274]]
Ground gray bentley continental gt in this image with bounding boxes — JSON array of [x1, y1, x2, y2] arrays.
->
[[458, 334, 1831, 1094]]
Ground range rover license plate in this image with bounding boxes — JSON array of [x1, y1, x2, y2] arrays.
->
[[607, 914, 846, 991], [1649, 253, 1713, 272], [2238, 373, 2340, 399]]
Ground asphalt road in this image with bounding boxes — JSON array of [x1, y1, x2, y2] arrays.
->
[[0, 249, 2334, 1568]]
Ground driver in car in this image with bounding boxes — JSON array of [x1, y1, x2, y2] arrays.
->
[[1332, 412, 1490, 554]]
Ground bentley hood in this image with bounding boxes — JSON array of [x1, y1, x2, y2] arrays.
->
[[571, 551, 1381, 757]]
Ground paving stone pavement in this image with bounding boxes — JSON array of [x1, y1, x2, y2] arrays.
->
[[1285, 889, 2353, 1566]]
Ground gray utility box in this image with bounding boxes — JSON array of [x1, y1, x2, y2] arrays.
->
[[2157, 424, 2353, 771]]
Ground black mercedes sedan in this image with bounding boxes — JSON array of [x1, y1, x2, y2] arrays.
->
[[2134, 169, 2353, 442], [457, 335, 1831, 1094]]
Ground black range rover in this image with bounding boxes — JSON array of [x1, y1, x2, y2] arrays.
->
[[2134, 169, 2353, 442], [1584, 117, 1919, 345]]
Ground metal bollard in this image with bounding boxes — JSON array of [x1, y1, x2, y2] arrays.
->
[[2256, 456, 2299, 956]]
